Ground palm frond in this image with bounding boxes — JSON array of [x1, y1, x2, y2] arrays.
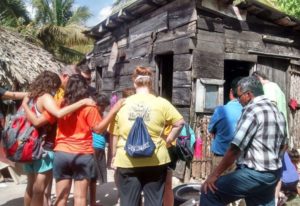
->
[[67, 6, 92, 25], [57, 45, 85, 63], [38, 24, 90, 46], [257, 0, 280, 9], [0, 0, 30, 27], [31, 0, 54, 25], [61, 0, 74, 13]]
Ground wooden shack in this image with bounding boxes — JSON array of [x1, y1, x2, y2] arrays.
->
[[85, 0, 300, 180]]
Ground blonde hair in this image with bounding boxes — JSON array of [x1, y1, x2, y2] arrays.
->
[[132, 66, 153, 89]]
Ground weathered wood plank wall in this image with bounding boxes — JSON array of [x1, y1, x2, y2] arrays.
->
[[289, 65, 300, 149], [91, 0, 198, 123], [192, 4, 300, 178]]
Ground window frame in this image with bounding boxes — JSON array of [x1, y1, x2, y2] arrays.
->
[[195, 78, 225, 113]]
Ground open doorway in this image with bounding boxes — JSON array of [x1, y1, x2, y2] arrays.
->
[[224, 60, 253, 103], [155, 54, 173, 101]]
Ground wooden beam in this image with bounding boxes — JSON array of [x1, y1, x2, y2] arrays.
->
[[224, 53, 257, 62], [96, 36, 112, 45], [173, 54, 193, 71], [105, 17, 118, 28], [143, 0, 161, 7], [248, 50, 300, 60], [262, 35, 294, 45], [275, 16, 298, 27], [172, 88, 191, 106]]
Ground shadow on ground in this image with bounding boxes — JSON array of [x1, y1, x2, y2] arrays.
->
[[1, 182, 118, 206], [2, 197, 23, 206]]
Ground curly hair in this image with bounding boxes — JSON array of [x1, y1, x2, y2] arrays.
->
[[29, 71, 61, 98], [63, 74, 89, 106]]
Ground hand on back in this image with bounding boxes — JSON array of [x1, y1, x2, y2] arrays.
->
[[22, 95, 30, 107], [80, 98, 96, 107], [111, 98, 125, 114]]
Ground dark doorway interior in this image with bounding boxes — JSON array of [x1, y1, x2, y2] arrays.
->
[[224, 60, 253, 103], [156, 54, 173, 101], [95, 66, 103, 92]]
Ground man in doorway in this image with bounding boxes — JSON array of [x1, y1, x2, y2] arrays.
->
[[200, 76, 287, 206], [208, 77, 243, 173]]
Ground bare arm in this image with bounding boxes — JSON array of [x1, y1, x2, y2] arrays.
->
[[107, 134, 118, 169], [41, 94, 95, 118], [22, 99, 49, 127], [93, 99, 124, 134], [2, 91, 28, 100], [22, 94, 94, 126], [165, 119, 185, 145], [202, 144, 240, 193]]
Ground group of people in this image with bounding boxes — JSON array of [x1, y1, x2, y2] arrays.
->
[[21, 65, 124, 206], [0, 65, 298, 206], [202, 71, 296, 206], [0, 65, 189, 206]]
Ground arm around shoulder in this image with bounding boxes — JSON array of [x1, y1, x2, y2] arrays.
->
[[2, 91, 28, 100], [42, 94, 95, 118], [22, 97, 49, 127], [93, 99, 124, 134]]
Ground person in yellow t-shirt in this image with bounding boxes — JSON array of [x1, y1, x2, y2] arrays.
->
[[110, 66, 185, 206]]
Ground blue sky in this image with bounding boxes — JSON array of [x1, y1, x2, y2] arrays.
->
[[75, 0, 114, 27], [25, 0, 114, 28]]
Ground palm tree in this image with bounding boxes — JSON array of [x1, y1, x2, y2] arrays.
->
[[0, 0, 30, 27], [30, 0, 93, 63]]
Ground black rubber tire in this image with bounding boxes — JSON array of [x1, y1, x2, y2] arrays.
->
[[173, 183, 201, 206]]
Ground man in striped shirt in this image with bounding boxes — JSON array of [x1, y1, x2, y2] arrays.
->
[[200, 76, 288, 206]]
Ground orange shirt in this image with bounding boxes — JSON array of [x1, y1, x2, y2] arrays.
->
[[44, 105, 101, 154]]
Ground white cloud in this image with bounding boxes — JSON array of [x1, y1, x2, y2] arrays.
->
[[72, 3, 80, 11], [98, 6, 112, 22], [24, 0, 36, 19]]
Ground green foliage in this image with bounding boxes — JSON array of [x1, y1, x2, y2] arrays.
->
[[0, 0, 30, 27], [30, 0, 93, 63], [277, 0, 300, 18], [238, 0, 300, 19]]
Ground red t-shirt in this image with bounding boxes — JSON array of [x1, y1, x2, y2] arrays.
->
[[43, 105, 101, 154]]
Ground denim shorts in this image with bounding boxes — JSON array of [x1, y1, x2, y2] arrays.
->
[[53, 151, 96, 180], [23, 151, 54, 174]]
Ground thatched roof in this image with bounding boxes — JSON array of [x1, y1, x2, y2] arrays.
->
[[0, 28, 64, 88]]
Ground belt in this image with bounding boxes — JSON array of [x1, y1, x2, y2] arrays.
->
[[237, 164, 281, 174], [213, 153, 223, 157]]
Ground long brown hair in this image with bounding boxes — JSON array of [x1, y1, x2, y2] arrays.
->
[[132, 66, 153, 89], [63, 74, 89, 106], [29, 71, 61, 98]]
